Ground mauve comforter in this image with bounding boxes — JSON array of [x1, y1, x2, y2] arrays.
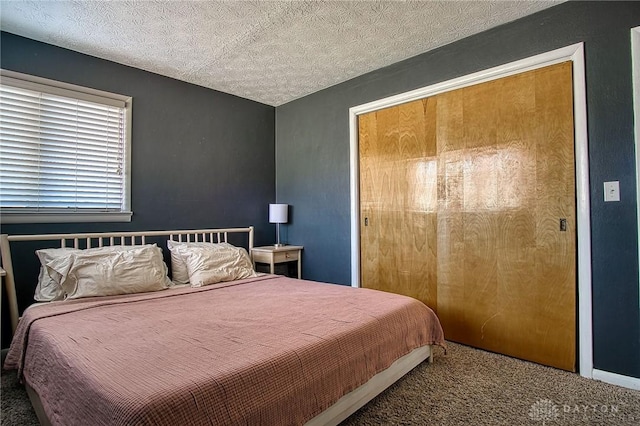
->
[[4, 275, 445, 426]]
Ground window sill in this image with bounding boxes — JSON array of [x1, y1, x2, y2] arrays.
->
[[0, 211, 133, 224]]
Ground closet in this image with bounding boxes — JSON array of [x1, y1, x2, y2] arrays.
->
[[358, 62, 576, 371]]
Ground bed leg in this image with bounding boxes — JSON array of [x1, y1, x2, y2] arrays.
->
[[428, 346, 434, 363]]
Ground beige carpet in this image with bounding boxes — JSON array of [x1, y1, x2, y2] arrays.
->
[[342, 342, 640, 425], [2, 342, 639, 425]]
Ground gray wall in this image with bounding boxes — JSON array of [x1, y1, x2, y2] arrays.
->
[[275, 1, 640, 378], [0, 32, 276, 347]]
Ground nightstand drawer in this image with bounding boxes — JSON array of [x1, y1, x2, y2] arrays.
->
[[251, 251, 272, 264], [273, 250, 299, 263]]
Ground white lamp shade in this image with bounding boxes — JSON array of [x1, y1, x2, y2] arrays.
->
[[269, 204, 288, 224]]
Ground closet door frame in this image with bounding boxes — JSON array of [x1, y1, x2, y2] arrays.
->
[[633, 26, 640, 319], [348, 43, 592, 378]]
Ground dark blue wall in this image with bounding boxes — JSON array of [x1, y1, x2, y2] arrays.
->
[[275, 1, 640, 378], [0, 32, 276, 347]]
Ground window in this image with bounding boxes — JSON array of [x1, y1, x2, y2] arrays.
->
[[0, 70, 132, 223]]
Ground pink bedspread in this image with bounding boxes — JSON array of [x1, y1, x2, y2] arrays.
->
[[5, 275, 445, 426]]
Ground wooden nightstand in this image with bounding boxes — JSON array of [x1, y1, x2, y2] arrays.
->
[[251, 245, 303, 279]]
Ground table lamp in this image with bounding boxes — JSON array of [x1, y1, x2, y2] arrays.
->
[[269, 203, 288, 247]]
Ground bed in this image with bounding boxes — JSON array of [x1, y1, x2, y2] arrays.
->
[[1, 226, 445, 426]]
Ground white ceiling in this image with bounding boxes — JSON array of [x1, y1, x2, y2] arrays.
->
[[0, 1, 562, 106]]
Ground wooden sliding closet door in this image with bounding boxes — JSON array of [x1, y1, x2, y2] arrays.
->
[[359, 98, 438, 309], [359, 62, 576, 371]]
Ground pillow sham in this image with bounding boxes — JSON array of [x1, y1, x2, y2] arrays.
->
[[34, 248, 81, 301], [166, 240, 213, 285], [35, 244, 164, 301], [45, 244, 172, 300], [175, 242, 257, 287]]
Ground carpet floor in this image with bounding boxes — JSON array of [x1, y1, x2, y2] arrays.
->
[[2, 342, 639, 425]]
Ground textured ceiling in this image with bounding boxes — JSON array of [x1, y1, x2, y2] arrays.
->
[[0, 1, 562, 106]]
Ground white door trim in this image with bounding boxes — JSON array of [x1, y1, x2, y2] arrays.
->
[[348, 43, 593, 378], [632, 26, 640, 374]]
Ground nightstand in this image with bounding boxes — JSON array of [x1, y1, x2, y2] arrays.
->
[[251, 245, 303, 279]]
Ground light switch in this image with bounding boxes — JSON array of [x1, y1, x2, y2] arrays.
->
[[604, 181, 620, 202]]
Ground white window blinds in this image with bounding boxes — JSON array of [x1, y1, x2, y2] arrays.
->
[[0, 71, 132, 223]]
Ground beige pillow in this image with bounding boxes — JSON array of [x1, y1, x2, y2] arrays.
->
[[46, 244, 172, 300], [175, 242, 257, 287], [166, 240, 213, 285], [35, 245, 160, 301], [35, 247, 81, 301]]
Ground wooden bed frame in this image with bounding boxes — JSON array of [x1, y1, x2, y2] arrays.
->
[[0, 226, 434, 426]]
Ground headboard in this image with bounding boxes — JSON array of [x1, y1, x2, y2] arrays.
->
[[0, 226, 254, 333]]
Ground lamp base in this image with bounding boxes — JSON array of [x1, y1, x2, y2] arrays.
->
[[273, 243, 286, 248]]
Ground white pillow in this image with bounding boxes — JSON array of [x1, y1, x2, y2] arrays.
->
[[35, 245, 161, 301], [46, 244, 172, 300], [166, 240, 213, 285], [34, 247, 81, 301], [175, 242, 257, 287]]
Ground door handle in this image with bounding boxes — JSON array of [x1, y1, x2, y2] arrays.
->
[[560, 218, 567, 231]]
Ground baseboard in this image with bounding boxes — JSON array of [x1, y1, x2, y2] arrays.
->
[[592, 369, 640, 390]]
